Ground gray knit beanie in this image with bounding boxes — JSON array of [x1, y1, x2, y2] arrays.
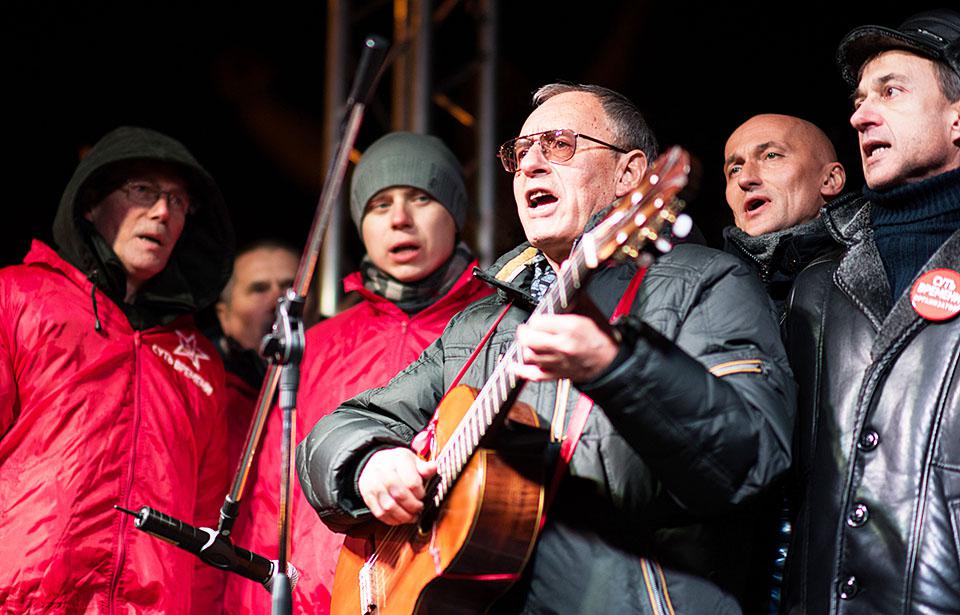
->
[[350, 132, 467, 232]]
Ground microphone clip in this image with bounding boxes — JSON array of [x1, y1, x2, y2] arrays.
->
[[259, 289, 305, 367]]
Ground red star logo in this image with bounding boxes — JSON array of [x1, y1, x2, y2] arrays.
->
[[173, 330, 211, 370]]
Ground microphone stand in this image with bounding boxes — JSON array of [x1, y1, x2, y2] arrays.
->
[[259, 289, 304, 615], [220, 34, 389, 614], [115, 35, 390, 615]]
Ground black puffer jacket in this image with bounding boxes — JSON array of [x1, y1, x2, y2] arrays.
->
[[298, 241, 795, 614], [782, 192, 960, 613]]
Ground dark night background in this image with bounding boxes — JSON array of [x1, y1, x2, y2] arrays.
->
[[3, 1, 940, 298]]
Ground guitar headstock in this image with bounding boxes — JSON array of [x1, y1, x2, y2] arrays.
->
[[581, 146, 692, 269]]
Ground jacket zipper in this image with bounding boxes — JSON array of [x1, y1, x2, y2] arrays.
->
[[108, 332, 144, 613], [731, 239, 773, 283], [395, 319, 409, 366]]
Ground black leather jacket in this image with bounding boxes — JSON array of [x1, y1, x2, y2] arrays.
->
[[782, 193, 960, 613], [298, 241, 795, 614]]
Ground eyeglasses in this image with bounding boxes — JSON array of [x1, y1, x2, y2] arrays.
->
[[497, 129, 628, 173], [119, 181, 193, 215]]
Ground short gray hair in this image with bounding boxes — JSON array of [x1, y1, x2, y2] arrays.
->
[[532, 83, 659, 160]]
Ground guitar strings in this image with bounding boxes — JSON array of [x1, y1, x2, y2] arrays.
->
[[426, 247, 591, 506], [361, 253, 585, 590]]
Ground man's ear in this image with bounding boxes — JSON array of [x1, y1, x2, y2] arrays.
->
[[215, 301, 228, 328], [819, 162, 846, 199], [950, 99, 960, 149], [614, 149, 648, 198]]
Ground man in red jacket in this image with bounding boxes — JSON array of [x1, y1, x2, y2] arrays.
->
[[211, 239, 300, 472], [224, 131, 492, 614], [0, 126, 235, 614]]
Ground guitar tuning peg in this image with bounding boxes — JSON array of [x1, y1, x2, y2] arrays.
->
[[655, 238, 674, 253], [672, 214, 693, 239]]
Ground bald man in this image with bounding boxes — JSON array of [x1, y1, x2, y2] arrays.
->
[[724, 114, 845, 236], [720, 114, 850, 612], [722, 114, 848, 317]]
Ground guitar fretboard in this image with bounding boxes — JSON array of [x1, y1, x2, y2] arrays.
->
[[428, 146, 689, 508], [431, 241, 601, 506]]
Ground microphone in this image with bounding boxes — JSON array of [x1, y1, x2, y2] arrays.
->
[[115, 505, 300, 592]]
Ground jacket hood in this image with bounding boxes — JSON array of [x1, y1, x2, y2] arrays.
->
[[52, 126, 235, 319]]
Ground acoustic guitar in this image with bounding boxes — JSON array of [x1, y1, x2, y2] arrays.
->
[[332, 146, 692, 615]]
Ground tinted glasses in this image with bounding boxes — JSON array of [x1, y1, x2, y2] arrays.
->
[[119, 181, 194, 215], [497, 129, 628, 173]]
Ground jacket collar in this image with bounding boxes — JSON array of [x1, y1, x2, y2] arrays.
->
[[722, 215, 839, 282], [821, 189, 960, 360], [23, 239, 196, 333], [819, 193, 891, 330], [25, 239, 93, 291], [472, 244, 539, 311]]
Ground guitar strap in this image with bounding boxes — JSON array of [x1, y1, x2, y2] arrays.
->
[[540, 264, 647, 530], [411, 302, 512, 457]]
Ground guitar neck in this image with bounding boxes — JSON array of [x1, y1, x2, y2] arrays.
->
[[430, 144, 691, 508], [432, 248, 595, 506]]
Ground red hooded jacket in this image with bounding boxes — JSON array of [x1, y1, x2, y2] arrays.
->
[[0, 242, 229, 613]]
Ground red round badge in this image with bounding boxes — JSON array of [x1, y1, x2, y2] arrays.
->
[[910, 268, 960, 321]]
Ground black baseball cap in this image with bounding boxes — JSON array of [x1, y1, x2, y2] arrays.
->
[[836, 8, 960, 85]]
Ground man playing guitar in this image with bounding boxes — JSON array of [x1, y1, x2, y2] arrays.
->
[[297, 83, 795, 614]]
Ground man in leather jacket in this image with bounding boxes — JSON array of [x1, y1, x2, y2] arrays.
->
[[296, 84, 795, 614], [722, 114, 846, 318], [781, 9, 960, 614], [722, 114, 849, 612]]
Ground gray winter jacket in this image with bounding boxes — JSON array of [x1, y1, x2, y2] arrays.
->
[[297, 240, 796, 614]]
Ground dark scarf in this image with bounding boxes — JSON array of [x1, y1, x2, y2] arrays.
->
[[724, 217, 832, 279], [360, 241, 473, 314], [867, 167, 960, 301], [723, 216, 839, 319], [214, 332, 266, 390]]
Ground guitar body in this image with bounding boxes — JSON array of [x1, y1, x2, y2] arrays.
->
[[331, 384, 545, 615]]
